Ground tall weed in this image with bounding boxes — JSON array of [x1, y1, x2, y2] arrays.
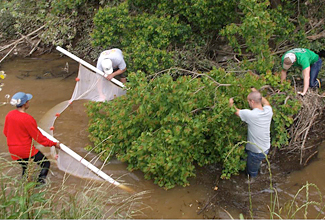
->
[[0, 153, 149, 219]]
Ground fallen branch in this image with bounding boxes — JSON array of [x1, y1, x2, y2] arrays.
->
[[0, 44, 16, 64], [18, 32, 34, 46], [214, 49, 251, 56], [197, 192, 218, 215], [0, 37, 24, 52], [284, 96, 290, 104], [234, 55, 240, 63], [288, 91, 324, 158], [306, 19, 324, 35], [0, 25, 45, 63], [29, 39, 42, 55], [149, 67, 232, 87], [317, 92, 325, 98], [192, 72, 232, 87], [307, 30, 325, 40], [304, 151, 318, 166], [0, 25, 45, 52], [299, 109, 318, 164]]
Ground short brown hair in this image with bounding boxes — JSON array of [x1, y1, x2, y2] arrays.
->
[[284, 57, 292, 65], [248, 91, 262, 104]]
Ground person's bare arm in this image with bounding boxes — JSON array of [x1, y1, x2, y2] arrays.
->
[[106, 68, 127, 81], [281, 70, 287, 83], [55, 142, 61, 149], [261, 97, 270, 106], [229, 98, 240, 116], [298, 67, 310, 96]]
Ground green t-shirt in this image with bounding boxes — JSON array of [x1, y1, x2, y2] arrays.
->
[[281, 48, 319, 70]]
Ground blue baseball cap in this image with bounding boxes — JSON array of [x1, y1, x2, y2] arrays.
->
[[10, 92, 33, 107]]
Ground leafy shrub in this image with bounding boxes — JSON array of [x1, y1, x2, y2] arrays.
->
[[220, 0, 278, 74], [128, 0, 237, 35], [0, 1, 48, 39], [0, 0, 115, 56], [91, 2, 191, 74], [0, 8, 16, 40], [86, 69, 300, 189]]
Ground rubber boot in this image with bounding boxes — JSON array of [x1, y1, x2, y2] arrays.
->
[[37, 168, 49, 185]]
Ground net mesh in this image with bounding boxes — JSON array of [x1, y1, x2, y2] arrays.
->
[[70, 64, 126, 102], [37, 64, 126, 181]]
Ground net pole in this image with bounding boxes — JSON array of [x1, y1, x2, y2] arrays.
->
[[38, 127, 121, 186], [56, 46, 125, 88]]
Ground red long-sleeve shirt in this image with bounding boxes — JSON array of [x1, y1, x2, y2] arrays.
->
[[3, 110, 57, 160]]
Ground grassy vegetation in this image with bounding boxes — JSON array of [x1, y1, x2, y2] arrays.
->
[[245, 148, 325, 219], [0, 153, 149, 219]]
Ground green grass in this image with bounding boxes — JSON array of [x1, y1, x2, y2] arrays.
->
[[0, 153, 149, 219]]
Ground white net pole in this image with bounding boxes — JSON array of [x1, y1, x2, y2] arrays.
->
[[38, 127, 121, 186], [56, 46, 125, 88]]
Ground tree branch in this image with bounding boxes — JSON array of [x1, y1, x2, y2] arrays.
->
[[307, 30, 325, 40], [0, 25, 45, 52]]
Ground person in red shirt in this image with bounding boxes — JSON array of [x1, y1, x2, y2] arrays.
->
[[3, 92, 61, 185]]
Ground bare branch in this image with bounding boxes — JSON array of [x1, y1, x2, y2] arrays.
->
[[29, 39, 42, 55], [148, 67, 232, 88], [304, 150, 318, 166], [306, 19, 324, 34], [288, 91, 324, 160], [0, 25, 45, 52], [0, 45, 16, 64], [307, 30, 325, 40]]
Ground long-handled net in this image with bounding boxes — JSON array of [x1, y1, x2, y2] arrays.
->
[[37, 59, 127, 187]]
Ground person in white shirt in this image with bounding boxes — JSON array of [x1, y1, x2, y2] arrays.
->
[[96, 48, 127, 83], [229, 88, 273, 179]]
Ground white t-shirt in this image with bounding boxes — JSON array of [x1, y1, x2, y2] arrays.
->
[[239, 106, 273, 153], [96, 49, 126, 71]]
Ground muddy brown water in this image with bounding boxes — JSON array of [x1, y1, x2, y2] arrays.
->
[[0, 52, 324, 219]]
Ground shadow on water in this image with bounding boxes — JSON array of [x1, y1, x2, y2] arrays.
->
[[0, 52, 324, 219]]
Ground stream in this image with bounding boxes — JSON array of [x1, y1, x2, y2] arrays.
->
[[0, 52, 324, 219]]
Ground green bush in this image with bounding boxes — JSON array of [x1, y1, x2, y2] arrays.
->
[[128, 0, 237, 35], [0, 0, 115, 57], [0, 1, 48, 39], [220, 0, 278, 74], [86, 69, 300, 189], [91, 2, 192, 74]]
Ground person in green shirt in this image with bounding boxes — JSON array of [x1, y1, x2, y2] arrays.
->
[[281, 48, 322, 96]]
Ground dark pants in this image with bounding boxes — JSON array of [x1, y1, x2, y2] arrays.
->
[[310, 58, 322, 88], [246, 149, 269, 178], [17, 151, 50, 182]]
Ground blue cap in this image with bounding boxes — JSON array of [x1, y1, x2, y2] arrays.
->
[[10, 92, 33, 107]]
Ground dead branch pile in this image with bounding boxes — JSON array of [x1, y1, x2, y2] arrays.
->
[[287, 90, 325, 164], [0, 25, 45, 64]]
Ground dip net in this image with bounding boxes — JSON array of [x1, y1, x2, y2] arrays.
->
[[37, 64, 126, 181]]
